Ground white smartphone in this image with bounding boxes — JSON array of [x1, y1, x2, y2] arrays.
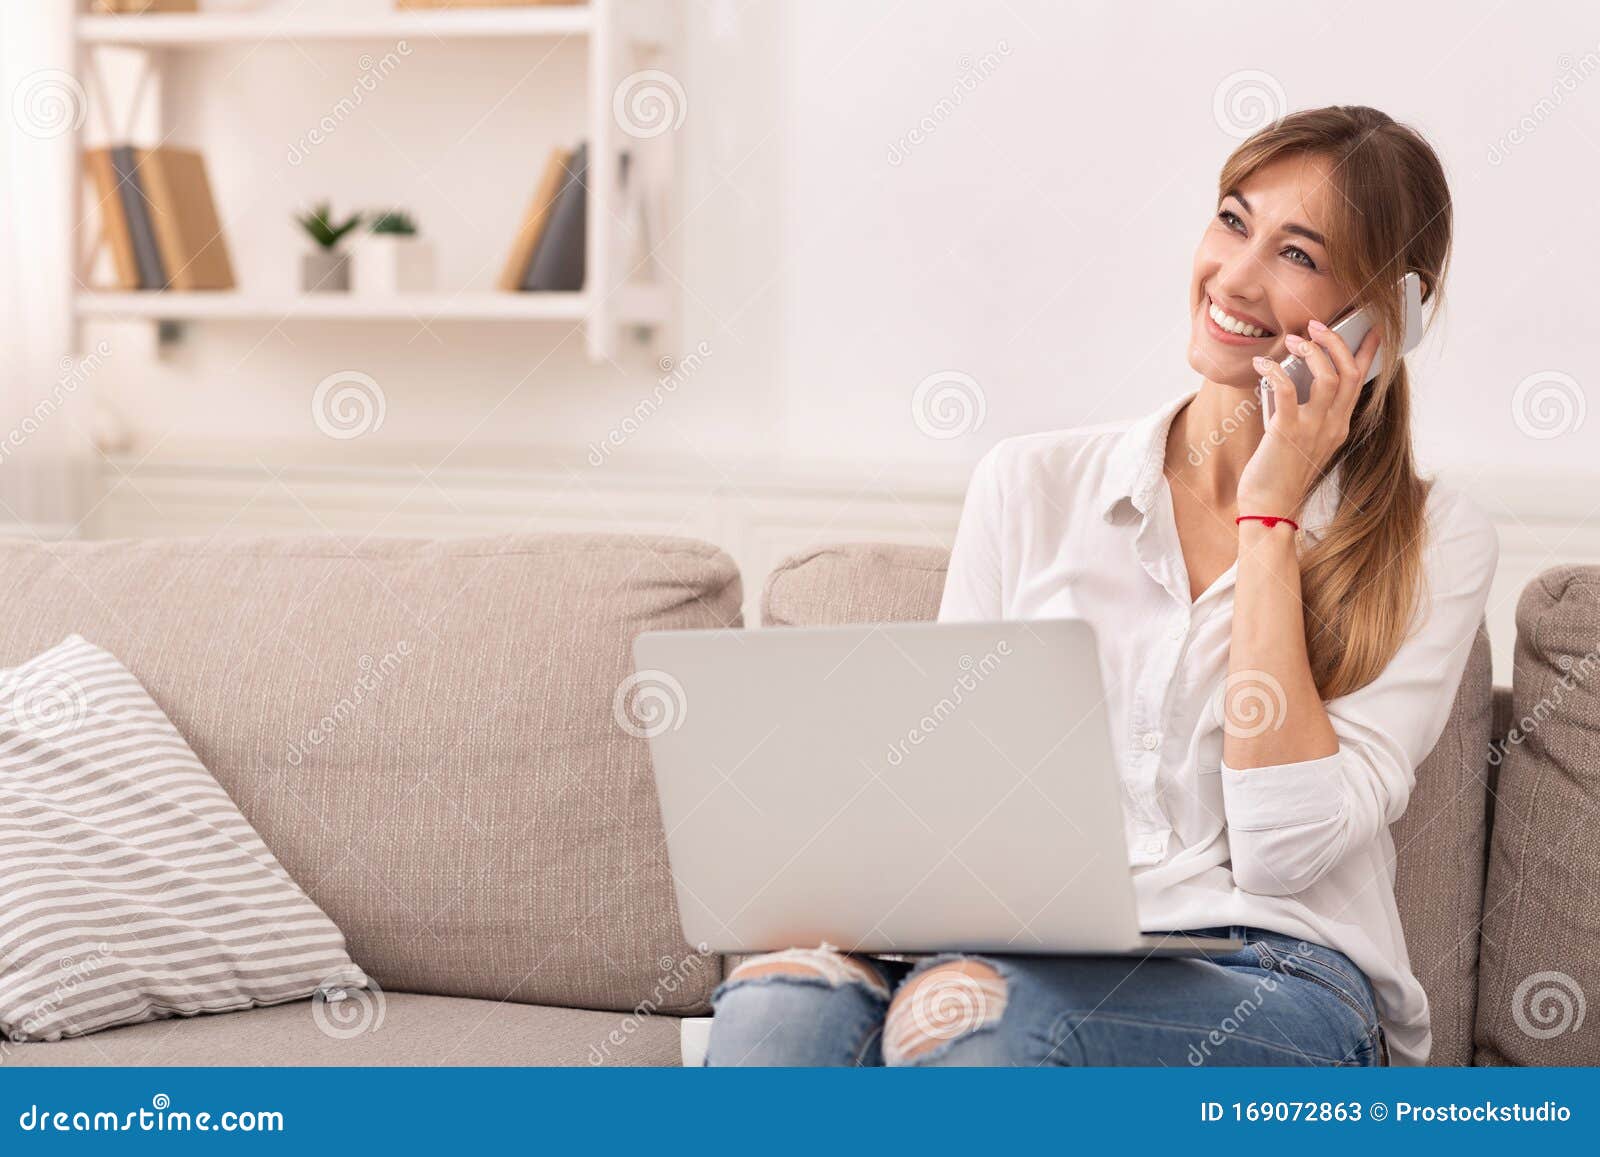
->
[[1259, 270, 1425, 419]]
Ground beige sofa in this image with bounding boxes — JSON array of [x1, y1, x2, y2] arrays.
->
[[2, 535, 1594, 1066]]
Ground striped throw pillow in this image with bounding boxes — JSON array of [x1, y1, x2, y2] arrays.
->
[[0, 635, 367, 1043]]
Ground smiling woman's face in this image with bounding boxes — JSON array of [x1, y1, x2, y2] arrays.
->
[[1187, 152, 1357, 390]]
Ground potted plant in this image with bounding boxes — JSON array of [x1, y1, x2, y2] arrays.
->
[[295, 202, 362, 293], [354, 209, 434, 295]]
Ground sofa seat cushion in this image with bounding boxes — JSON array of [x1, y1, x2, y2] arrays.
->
[[762, 541, 1494, 1066], [0, 534, 740, 1017], [1, 992, 683, 1067]]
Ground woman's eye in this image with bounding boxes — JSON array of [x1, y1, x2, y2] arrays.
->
[[1216, 208, 1318, 270], [1283, 246, 1318, 271]]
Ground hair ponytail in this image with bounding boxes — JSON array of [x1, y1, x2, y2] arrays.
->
[[1300, 362, 1430, 699]]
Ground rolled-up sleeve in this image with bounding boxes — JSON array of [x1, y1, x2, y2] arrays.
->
[[938, 443, 1008, 623], [1221, 488, 1500, 897]]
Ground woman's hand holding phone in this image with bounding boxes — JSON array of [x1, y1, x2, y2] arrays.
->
[[1239, 321, 1382, 519]]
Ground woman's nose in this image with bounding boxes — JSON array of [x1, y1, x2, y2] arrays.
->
[[1212, 251, 1268, 305]]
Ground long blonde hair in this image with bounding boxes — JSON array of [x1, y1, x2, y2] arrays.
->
[[1219, 106, 1451, 700]]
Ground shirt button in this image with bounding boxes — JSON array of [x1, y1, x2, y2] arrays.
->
[[1143, 835, 1166, 856], [1141, 731, 1160, 751]]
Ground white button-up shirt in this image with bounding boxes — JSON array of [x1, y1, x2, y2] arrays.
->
[[937, 391, 1499, 1065]]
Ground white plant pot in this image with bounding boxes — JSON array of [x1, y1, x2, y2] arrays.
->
[[353, 236, 435, 295], [302, 250, 350, 293]]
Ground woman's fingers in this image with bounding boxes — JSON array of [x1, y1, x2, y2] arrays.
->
[[1307, 318, 1358, 382], [1287, 331, 1339, 411], [1350, 324, 1383, 386], [1308, 317, 1383, 396], [1322, 325, 1382, 429], [1252, 355, 1299, 421]]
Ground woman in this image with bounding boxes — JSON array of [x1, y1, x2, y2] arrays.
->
[[705, 105, 1498, 1067]]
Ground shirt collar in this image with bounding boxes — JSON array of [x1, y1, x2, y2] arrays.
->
[[1096, 391, 1195, 522], [1096, 390, 1342, 543]]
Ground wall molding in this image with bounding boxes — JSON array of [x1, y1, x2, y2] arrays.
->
[[86, 455, 1600, 678], [85, 453, 968, 628]]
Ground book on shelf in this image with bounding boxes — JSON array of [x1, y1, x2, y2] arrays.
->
[[84, 149, 139, 290], [397, 2, 582, 9], [92, 1, 199, 13], [110, 146, 166, 291], [138, 147, 235, 290], [497, 146, 571, 291], [84, 145, 234, 292], [520, 141, 587, 292]]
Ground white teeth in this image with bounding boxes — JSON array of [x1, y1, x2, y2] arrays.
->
[[1208, 301, 1270, 339]]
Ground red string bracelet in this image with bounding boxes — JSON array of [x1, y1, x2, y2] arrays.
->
[[1236, 514, 1300, 531]]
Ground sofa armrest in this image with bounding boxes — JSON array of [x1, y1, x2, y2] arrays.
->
[[680, 1016, 713, 1067]]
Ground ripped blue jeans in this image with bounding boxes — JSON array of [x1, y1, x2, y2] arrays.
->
[[705, 927, 1388, 1067]]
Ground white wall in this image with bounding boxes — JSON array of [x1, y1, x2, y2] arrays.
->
[[777, 0, 1599, 478]]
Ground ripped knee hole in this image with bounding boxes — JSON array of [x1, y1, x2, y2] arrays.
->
[[726, 947, 890, 998], [883, 960, 1009, 1064]]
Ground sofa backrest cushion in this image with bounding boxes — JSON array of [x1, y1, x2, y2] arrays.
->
[[764, 542, 1494, 1065], [763, 543, 950, 628], [1476, 566, 1600, 1065], [0, 534, 740, 1016], [1388, 623, 1493, 1066]]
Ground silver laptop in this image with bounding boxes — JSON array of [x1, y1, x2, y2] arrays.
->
[[631, 619, 1242, 957]]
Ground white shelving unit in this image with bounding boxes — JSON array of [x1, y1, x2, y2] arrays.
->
[[76, 285, 668, 323], [78, 8, 596, 44], [70, 1, 674, 361]]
